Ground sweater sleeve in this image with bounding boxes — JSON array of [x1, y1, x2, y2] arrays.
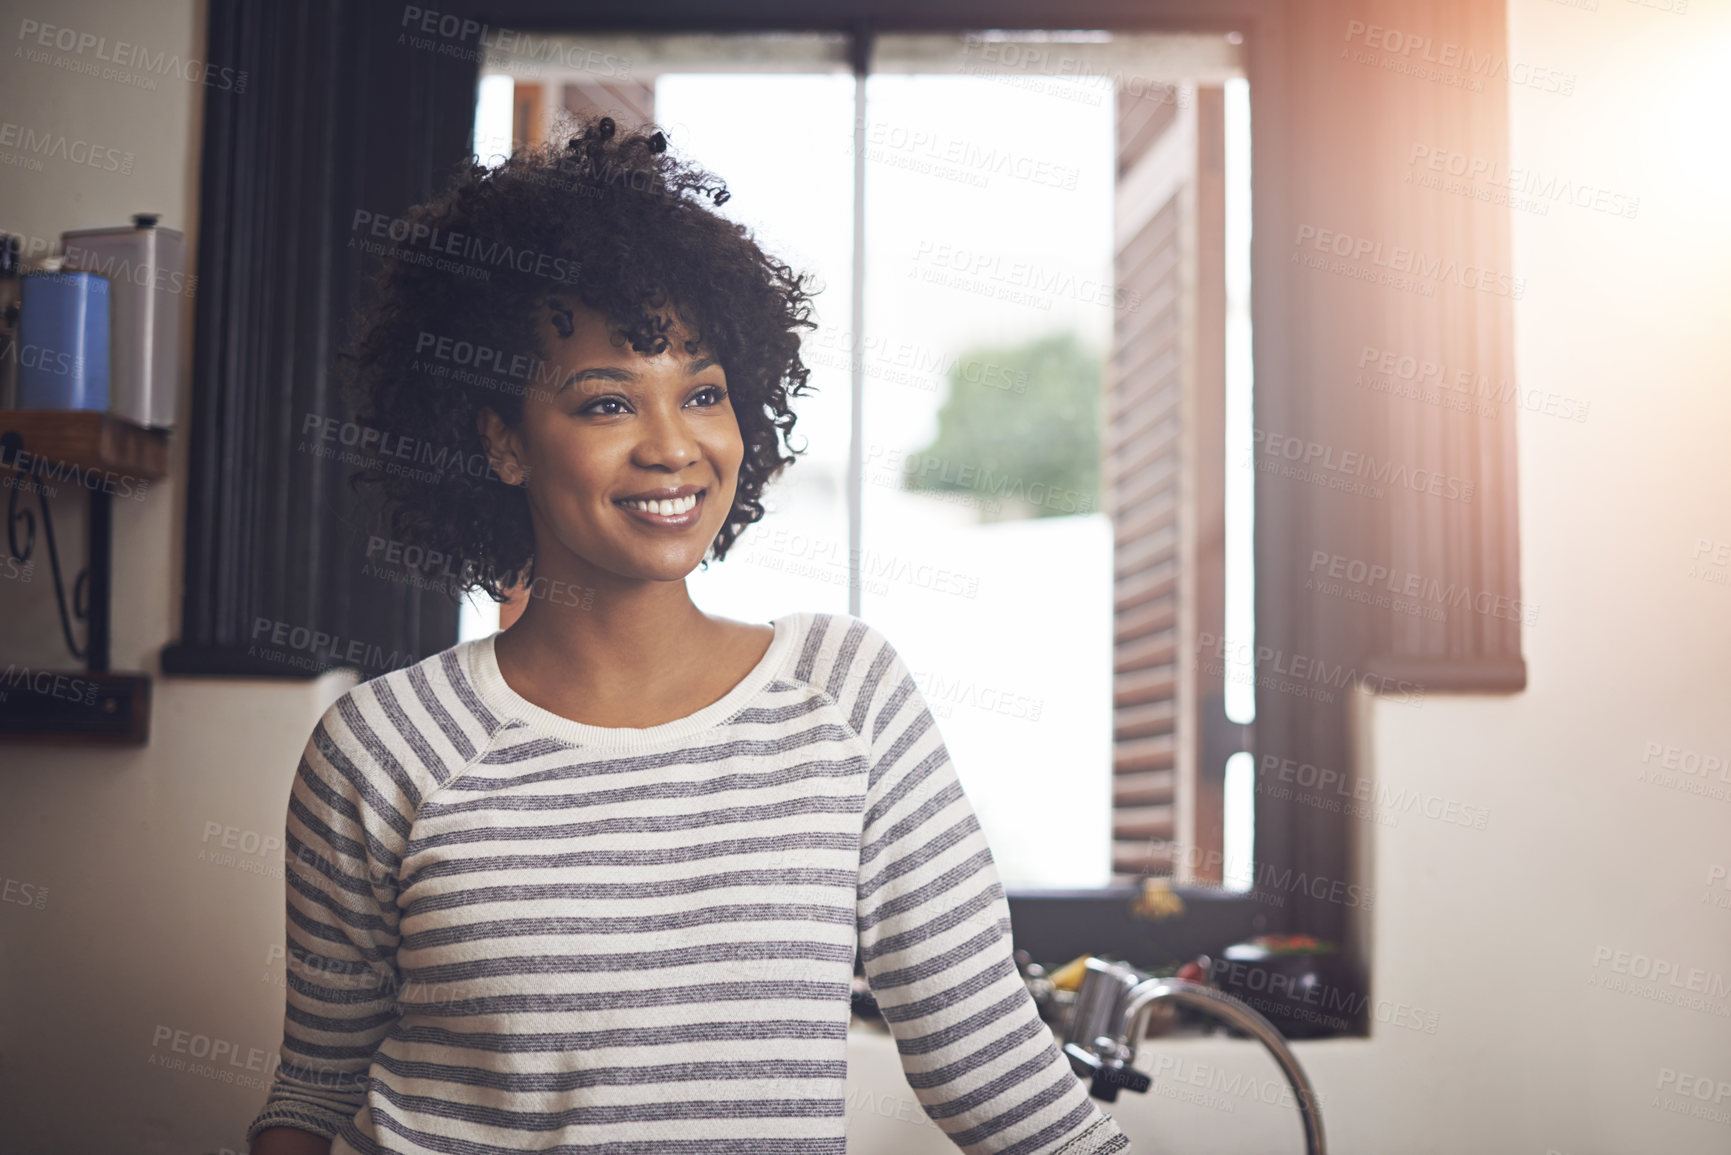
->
[[246, 692, 416, 1144], [851, 624, 1133, 1155]]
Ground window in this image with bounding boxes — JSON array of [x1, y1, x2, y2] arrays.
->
[[464, 32, 1255, 897], [183, 3, 1525, 1039]]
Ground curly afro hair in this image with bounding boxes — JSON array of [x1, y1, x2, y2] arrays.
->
[[346, 114, 818, 601]]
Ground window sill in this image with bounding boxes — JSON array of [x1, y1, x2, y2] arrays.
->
[[1359, 654, 1527, 692], [1003, 885, 1275, 972], [1002, 885, 1370, 1041]]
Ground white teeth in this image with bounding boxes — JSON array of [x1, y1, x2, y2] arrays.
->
[[622, 493, 698, 515]]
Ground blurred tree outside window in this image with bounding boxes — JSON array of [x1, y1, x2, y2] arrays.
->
[[900, 331, 1102, 523]]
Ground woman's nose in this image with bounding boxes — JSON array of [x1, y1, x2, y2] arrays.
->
[[632, 402, 700, 469]]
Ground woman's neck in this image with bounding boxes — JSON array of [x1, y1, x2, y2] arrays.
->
[[492, 569, 755, 727]]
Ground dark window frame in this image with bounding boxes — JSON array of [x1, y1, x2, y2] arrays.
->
[[165, 0, 479, 680]]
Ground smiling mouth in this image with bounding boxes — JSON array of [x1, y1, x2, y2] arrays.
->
[[614, 489, 705, 526]]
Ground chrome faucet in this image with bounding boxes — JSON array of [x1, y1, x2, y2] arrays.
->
[[1061, 957, 1327, 1155]]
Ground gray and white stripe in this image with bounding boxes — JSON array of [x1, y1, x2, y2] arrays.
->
[[248, 611, 1131, 1154]]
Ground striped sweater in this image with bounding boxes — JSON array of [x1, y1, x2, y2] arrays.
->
[[247, 610, 1132, 1154]]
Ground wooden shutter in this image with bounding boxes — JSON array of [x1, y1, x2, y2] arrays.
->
[[512, 82, 546, 149], [562, 78, 655, 128], [1107, 83, 1231, 884]]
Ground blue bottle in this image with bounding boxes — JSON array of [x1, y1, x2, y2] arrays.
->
[[17, 267, 110, 411]]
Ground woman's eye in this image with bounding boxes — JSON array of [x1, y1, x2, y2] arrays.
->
[[577, 388, 724, 416]]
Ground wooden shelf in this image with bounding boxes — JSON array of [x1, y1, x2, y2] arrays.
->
[[0, 671, 151, 745], [0, 409, 171, 481], [0, 409, 169, 746]]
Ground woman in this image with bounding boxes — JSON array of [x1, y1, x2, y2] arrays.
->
[[247, 116, 1132, 1155]]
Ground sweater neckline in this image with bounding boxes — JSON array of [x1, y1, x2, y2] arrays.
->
[[465, 613, 801, 751]]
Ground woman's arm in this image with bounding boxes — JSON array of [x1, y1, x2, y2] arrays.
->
[[245, 694, 413, 1147], [848, 623, 1133, 1154], [247, 1126, 333, 1155]]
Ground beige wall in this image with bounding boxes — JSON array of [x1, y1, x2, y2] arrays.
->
[[3, 1, 1727, 1153], [0, 2, 354, 1153]]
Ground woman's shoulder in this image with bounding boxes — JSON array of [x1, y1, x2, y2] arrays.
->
[[306, 637, 502, 784], [784, 608, 905, 659], [780, 610, 914, 710]]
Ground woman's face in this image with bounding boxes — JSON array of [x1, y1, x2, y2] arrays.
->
[[478, 296, 744, 585]]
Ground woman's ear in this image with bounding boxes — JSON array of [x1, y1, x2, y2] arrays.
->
[[476, 407, 528, 486]]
